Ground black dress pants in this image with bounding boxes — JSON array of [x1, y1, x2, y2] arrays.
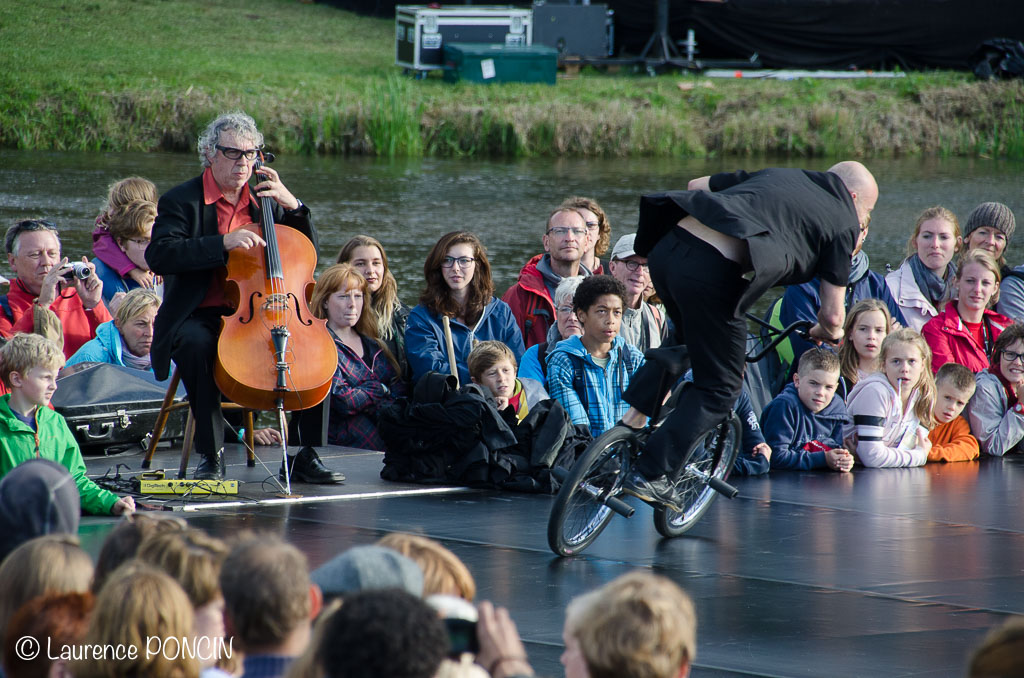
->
[[625, 228, 749, 478], [171, 308, 229, 457], [288, 400, 327, 448]]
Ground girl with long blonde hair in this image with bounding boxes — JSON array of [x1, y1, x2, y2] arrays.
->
[[337, 235, 409, 379], [844, 328, 937, 467]]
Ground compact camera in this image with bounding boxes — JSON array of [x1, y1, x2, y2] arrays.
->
[[426, 594, 480, 657], [62, 262, 92, 281]]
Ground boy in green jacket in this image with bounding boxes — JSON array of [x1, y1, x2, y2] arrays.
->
[[0, 333, 134, 515]]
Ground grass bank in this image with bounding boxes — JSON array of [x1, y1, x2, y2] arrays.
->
[[2, 0, 1023, 158]]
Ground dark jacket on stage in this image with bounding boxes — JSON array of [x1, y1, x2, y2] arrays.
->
[[761, 382, 850, 471], [147, 174, 315, 381], [633, 168, 861, 315]]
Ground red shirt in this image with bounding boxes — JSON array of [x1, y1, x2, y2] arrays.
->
[[198, 167, 254, 308], [0, 279, 112, 359], [963, 319, 985, 353]]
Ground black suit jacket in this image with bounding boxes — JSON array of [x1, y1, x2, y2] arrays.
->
[[634, 168, 859, 315], [147, 174, 316, 381]]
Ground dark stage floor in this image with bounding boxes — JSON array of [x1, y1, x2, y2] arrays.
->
[[80, 444, 1024, 678]]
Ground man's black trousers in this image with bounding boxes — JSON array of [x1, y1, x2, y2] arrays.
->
[[625, 228, 749, 479]]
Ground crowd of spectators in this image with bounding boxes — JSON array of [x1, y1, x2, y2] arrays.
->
[[1, 174, 1022, 488], [0, 157, 1021, 677], [0, 516, 705, 678]]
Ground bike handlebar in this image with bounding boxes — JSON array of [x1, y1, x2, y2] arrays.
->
[[744, 314, 814, 363]]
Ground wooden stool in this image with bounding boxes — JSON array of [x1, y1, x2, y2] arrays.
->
[[142, 368, 257, 479]]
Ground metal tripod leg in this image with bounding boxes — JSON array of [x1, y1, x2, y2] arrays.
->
[[276, 397, 292, 496]]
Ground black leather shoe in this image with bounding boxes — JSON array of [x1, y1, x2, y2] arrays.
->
[[622, 470, 683, 512], [194, 449, 225, 480], [281, 447, 345, 484]]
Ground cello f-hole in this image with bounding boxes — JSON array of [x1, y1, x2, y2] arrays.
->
[[287, 292, 314, 326], [239, 291, 263, 324]]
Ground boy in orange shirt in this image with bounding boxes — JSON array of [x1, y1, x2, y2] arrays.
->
[[928, 363, 980, 462]]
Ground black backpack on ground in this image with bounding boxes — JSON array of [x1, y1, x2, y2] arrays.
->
[[378, 371, 587, 492]]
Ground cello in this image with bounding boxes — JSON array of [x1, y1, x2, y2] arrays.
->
[[214, 152, 337, 464]]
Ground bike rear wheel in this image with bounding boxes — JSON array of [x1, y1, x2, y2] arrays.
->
[[548, 425, 636, 556], [653, 414, 742, 538]]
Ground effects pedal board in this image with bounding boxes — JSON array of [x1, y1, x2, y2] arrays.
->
[[136, 472, 238, 495]]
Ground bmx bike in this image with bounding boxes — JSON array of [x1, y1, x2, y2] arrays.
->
[[547, 315, 812, 557]]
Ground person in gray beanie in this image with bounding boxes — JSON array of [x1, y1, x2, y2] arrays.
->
[[963, 201, 1016, 268], [311, 544, 424, 602], [982, 201, 1024, 320], [0, 458, 80, 562]]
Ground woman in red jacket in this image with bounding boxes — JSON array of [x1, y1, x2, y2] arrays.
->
[[922, 249, 1012, 373]]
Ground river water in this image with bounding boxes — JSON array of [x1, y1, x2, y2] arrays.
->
[[2, 150, 1022, 316]]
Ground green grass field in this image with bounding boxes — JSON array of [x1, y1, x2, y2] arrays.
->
[[2, 0, 1023, 157]]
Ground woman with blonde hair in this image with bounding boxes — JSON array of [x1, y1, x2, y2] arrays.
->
[[337, 235, 410, 381], [377, 533, 476, 600], [921, 249, 1012, 374], [75, 563, 199, 678], [66, 287, 161, 371], [885, 206, 961, 331]]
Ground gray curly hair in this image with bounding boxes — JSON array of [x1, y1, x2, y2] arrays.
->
[[196, 111, 264, 168]]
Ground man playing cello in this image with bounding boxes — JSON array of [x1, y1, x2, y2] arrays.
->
[[148, 111, 343, 483]]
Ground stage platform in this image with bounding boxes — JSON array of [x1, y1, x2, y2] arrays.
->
[[80, 445, 1024, 677]]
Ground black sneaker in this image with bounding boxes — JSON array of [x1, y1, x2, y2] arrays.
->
[[281, 447, 345, 484], [622, 470, 683, 512]]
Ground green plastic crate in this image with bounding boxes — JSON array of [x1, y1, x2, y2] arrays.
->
[[443, 42, 559, 85]]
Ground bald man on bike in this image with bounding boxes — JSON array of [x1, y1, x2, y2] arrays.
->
[[622, 161, 878, 510]]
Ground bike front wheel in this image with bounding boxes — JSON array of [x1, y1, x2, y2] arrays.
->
[[653, 414, 742, 538], [548, 425, 636, 556]]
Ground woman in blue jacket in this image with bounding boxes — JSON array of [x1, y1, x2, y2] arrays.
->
[[406, 231, 525, 385]]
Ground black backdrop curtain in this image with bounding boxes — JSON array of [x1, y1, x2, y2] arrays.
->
[[319, 0, 1024, 69]]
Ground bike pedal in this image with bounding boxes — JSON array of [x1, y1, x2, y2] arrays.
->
[[604, 494, 636, 518]]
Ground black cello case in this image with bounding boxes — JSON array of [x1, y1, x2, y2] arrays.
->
[[51, 362, 187, 454]]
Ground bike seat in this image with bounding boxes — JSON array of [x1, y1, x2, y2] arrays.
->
[[643, 346, 690, 378]]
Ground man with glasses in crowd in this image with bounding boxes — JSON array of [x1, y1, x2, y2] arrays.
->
[[560, 196, 610, 275], [1, 219, 112, 358], [147, 111, 341, 484], [503, 206, 592, 348], [608, 233, 667, 353]]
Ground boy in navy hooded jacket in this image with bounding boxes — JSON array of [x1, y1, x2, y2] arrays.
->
[[761, 348, 854, 472]]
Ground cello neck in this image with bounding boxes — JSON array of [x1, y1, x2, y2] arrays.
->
[[253, 155, 284, 281]]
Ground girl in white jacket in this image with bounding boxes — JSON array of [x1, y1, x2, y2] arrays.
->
[[844, 328, 936, 467], [885, 206, 961, 332]]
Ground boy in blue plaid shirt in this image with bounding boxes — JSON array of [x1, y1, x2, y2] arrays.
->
[[546, 276, 645, 436]]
